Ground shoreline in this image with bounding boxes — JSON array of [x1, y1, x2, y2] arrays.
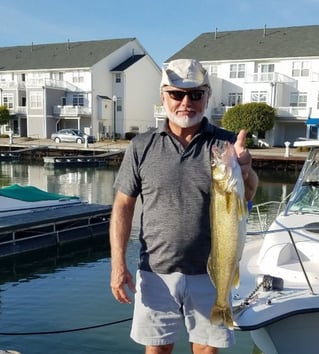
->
[[0, 137, 308, 170]]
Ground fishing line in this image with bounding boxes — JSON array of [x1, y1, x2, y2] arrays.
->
[[0, 317, 133, 336]]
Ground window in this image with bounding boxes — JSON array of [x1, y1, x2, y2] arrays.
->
[[260, 64, 274, 81], [290, 92, 307, 107], [115, 73, 121, 83], [30, 92, 43, 108], [292, 61, 310, 77], [3, 95, 14, 108], [230, 64, 245, 78], [116, 97, 122, 112], [72, 71, 84, 83], [72, 94, 84, 106], [251, 91, 268, 102], [228, 93, 242, 106]]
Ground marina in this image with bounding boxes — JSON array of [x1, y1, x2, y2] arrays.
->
[[0, 161, 297, 354], [0, 137, 309, 170]]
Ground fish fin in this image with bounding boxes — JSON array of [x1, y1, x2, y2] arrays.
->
[[232, 266, 240, 289], [210, 304, 234, 329], [207, 255, 216, 286]]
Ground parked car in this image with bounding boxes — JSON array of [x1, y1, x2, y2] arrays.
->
[[51, 129, 96, 144]]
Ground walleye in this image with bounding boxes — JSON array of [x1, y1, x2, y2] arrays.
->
[[207, 142, 248, 329]]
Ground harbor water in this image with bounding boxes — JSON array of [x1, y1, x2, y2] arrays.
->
[[0, 162, 299, 354]]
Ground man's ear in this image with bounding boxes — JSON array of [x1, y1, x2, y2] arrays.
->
[[160, 92, 165, 104]]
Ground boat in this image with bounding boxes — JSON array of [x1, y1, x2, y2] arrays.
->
[[0, 184, 112, 258], [233, 140, 319, 354]]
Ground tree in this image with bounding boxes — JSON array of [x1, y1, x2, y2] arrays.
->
[[0, 105, 10, 126], [221, 102, 276, 137]]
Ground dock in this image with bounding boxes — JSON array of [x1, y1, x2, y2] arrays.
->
[[0, 137, 309, 170], [43, 150, 124, 167], [251, 152, 306, 171], [0, 203, 112, 258]]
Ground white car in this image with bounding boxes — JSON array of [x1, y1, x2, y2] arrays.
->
[[51, 129, 96, 144]]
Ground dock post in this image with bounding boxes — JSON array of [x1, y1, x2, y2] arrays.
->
[[284, 141, 290, 157], [9, 131, 13, 145]]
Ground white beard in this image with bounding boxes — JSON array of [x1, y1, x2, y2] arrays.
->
[[168, 113, 203, 128], [164, 104, 204, 128]]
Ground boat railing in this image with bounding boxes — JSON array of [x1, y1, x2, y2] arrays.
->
[[249, 198, 290, 235]]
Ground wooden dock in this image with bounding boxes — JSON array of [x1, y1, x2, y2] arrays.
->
[[251, 152, 306, 171]]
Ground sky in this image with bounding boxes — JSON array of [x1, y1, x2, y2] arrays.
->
[[1, 0, 319, 67]]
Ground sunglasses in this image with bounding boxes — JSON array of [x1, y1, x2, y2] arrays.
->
[[163, 90, 206, 101]]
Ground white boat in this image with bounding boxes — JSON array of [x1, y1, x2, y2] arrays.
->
[[0, 184, 82, 216], [233, 140, 319, 354]]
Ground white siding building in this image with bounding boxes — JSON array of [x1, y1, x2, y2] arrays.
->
[[0, 38, 161, 140], [156, 25, 319, 146]]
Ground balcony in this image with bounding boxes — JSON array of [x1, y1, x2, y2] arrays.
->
[[26, 78, 79, 91], [276, 107, 309, 120], [53, 105, 91, 117], [0, 81, 26, 90], [245, 72, 297, 85]]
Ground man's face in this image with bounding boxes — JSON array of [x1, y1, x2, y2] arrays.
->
[[161, 86, 209, 129]]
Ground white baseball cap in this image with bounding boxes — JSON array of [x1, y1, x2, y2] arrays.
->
[[160, 59, 211, 89]]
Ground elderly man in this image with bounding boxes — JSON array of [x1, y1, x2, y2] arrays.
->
[[110, 59, 258, 354]]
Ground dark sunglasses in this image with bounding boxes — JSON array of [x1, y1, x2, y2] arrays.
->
[[163, 90, 206, 101]]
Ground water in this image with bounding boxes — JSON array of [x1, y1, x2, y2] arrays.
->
[[0, 163, 299, 353]]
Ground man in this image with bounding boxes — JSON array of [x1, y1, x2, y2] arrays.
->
[[110, 59, 258, 354]]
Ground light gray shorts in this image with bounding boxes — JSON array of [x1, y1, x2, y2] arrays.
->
[[130, 270, 235, 348]]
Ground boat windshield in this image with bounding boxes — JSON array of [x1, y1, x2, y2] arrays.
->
[[289, 181, 319, 213]]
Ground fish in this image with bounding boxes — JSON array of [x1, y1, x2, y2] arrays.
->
[[207, 141, 248, 329]]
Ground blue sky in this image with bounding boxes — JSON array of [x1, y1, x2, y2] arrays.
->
[[1, 0, 319, 66]]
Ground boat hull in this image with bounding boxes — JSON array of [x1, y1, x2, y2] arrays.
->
[[251, 312, 319, 354]]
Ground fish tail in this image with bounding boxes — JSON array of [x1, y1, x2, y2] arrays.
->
[[210, 304, 234, 329]]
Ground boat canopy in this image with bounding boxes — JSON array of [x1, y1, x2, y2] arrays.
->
[[0, 184, 79, 202]]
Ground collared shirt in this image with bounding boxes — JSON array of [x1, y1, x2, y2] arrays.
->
[[114, 118, 236, 274]]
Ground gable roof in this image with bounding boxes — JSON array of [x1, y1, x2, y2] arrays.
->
[[167, 25, 319, 62], [111, 54, 145, 71], [0, 38, 136, 71]]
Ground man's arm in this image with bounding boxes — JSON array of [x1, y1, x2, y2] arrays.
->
[[109, 190, 137, 304], [234, 129, 259, 201]]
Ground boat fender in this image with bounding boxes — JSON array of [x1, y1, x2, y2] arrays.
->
[[256, 274, 284, 291]]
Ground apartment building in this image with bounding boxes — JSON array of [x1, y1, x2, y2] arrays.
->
[[156, 25, 319, 146], [0, 38, 161, 140]]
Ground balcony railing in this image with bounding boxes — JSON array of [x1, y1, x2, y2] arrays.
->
[[27, 78, 79, 91], [245, 72, 297, 85], [53, 105, 91, 116], [276, 107, 309, 119], [0, 81, 26, 89]]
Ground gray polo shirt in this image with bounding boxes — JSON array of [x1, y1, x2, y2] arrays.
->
[[114, 118, 236, 274]]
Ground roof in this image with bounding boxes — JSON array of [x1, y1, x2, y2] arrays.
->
[[0, 38, 136, 71], [111, 54, 145, 71], [167, 25, 319, 62]]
